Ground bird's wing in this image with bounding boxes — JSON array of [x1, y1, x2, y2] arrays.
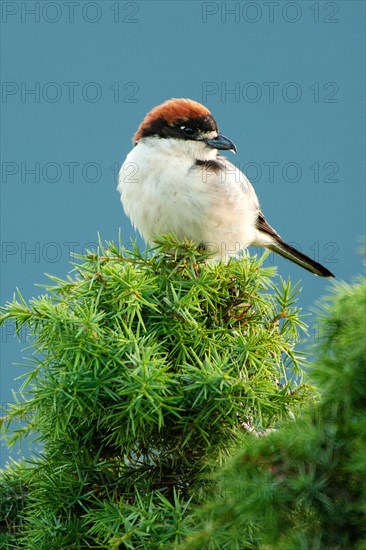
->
[[216, 154, 261, 207], [255, 211, 282, 244]]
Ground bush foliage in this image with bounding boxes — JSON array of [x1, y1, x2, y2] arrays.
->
[[183, 276, 366, 549], [0, 237, 311, 549]]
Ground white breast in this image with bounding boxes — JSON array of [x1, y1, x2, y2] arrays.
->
[[118, 137, 260, 260]]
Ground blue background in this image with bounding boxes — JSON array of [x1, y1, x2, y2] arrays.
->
[[1, 0, 365, 466]]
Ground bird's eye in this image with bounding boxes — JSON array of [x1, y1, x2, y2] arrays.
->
[[181, 126, 196, 137]]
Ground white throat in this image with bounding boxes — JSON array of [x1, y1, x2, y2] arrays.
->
[[136, 136, 218, 162]]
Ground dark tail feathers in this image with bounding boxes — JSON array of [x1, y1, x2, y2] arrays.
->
[[268, 239, 335, 278]]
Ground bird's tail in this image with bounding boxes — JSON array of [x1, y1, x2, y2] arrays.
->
[[267, 239, 335, 278]]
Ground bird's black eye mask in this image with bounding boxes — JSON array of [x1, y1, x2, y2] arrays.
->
[[138, 115, 218, 142]]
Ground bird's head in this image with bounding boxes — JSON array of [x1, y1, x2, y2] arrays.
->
[[133, 98, 237, 155]]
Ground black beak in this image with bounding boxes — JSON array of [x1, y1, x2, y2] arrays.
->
[[206, 133, 237, 153]]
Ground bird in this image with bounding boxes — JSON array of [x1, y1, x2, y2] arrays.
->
[[118, 98, 334, 278]]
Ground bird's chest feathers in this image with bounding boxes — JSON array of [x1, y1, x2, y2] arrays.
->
[[120, 142, 217, 223], [118, 138, 253, 247]]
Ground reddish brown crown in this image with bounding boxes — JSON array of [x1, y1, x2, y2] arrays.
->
[[133, 98, 212, 143]]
